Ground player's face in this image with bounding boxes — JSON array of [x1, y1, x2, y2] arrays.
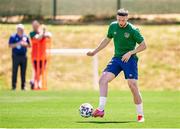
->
[[117, 15, 128, 27], [17, 28, 23, 36], [32, 22, 40, 32]]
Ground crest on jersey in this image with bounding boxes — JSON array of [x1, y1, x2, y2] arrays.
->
[[124, 32, 130, 38], [114, 32, 117, 35]]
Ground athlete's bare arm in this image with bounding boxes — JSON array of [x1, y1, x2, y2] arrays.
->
[[121, 41, 147, 62], [131, 41, 147, 55], [87, 37, 111, 56]]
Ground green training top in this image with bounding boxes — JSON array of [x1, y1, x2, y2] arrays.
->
[[29, 31, 37, 39], [107, 21, 144, 59]]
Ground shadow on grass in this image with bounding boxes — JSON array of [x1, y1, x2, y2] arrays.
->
[[76, 120, 136, 124]]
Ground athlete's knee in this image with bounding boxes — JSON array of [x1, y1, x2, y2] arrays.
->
[[128, 80, 137, 89], [99, 74, 111, 86], [99, 76, 109, 86], [99, 72, 115, 87]]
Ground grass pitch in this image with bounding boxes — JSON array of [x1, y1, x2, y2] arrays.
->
[[0, 90, 179, 128], [0, 24, 180, 128]]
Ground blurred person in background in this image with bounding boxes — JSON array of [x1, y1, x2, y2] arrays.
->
[[29, 20, 52, 90], [8, 24, 30, 90]]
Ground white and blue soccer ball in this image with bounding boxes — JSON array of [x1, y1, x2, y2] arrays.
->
[[79, 103, 93, 118]]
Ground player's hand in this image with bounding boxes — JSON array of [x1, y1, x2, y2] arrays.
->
[[42, 24, 46, 32], [20, 41, 28, 47], [87, 51, 96, 56], [121, 51, 132, 62], [16, 42, 21, 46]]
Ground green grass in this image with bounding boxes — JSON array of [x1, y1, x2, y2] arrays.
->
[[0, 90, 180, 128]]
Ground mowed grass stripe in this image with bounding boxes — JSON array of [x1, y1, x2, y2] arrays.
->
[[0, 91, 179, 128]]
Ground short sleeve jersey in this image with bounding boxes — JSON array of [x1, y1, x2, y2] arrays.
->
[[107, 21, 144, 59], [9, 33, 30, 56]]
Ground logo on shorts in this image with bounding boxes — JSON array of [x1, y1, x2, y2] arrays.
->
[[109, 62, 112, 65], [124, 32, 130, 38], [129, 74, 133, 77], [114, 32, 117, 35]]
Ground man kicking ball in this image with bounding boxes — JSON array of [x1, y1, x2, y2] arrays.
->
[[87, 8, 147, 122]]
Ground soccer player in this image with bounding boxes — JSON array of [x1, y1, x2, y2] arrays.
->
[[87, 9, 147, 122], [9, 24, 30, 90]]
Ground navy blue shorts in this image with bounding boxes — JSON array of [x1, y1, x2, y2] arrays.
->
[[104, 56, 138, 80]]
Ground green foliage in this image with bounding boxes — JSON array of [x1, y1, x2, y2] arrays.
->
[[1, 0, 180, 17]]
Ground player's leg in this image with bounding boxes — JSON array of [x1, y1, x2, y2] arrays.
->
[[122, 56, 144, 122], [20, 56, 27, 90], [127, 79, 144, 122], [99, 72, 115, 108], [128, 79, 142, 104], [33, 60, 40, 89], [38, 60, 47, 88], [93, 72, 115, 117], [30, 68, 35, 89], [38, 60, 43, 88], [127, 79, 143, 111], [41, 59, 47, 88], [12, 55, 19, 90], [30, 60, 36, 89], [93, 57, 122, 117]]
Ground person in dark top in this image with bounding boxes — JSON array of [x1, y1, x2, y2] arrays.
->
[[9, 24, 30, 90]]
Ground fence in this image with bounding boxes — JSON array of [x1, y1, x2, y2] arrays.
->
[[0, 0, 180, 19]]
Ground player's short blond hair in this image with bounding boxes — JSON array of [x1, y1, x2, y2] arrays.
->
[[117, 8, 128, 16]]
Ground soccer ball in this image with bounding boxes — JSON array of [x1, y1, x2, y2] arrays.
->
[[79, 103, 93, 118]]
